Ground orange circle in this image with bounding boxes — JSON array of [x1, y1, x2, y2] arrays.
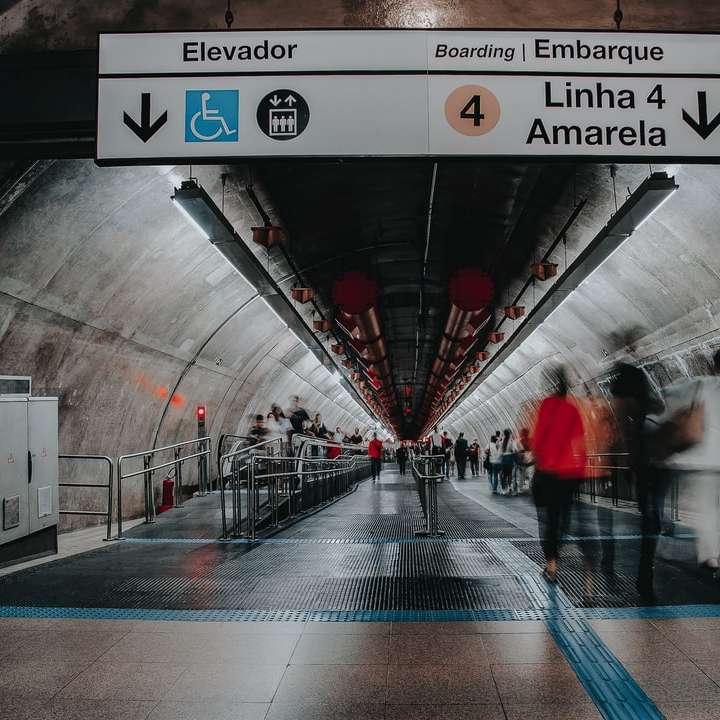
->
[[444, 85, 501, 136]]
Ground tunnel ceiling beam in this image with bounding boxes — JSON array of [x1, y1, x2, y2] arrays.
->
[[431, 171, 679, 430]]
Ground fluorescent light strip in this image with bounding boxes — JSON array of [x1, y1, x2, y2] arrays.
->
[[171, 197, 210, 240]]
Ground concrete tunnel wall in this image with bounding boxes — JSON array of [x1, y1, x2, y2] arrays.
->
[[4, 0, 720, 52], [444, 164, 720, 446], [0, 160, 373, 529]]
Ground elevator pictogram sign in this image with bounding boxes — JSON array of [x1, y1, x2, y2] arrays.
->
[[256, 89, 310, 140], [444, 85, 501, 136]]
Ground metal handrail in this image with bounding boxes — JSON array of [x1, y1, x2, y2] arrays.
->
[[292, 433, 365, 455], [220, 435, 370, 541], [217, 433, 258, 479], [218, 436, 286, 539], [115, 436, 212, 539], [121, 436, 209, 461], [58, 454, 114, 541], [580, 452, 681, 521]]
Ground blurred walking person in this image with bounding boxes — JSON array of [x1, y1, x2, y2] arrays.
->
[[532, 367, 591, 592], [661, 349, 720, 573], [609, 329, 665, 601]]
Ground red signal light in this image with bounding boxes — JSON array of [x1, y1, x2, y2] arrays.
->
[[196, 405, 206, 421]]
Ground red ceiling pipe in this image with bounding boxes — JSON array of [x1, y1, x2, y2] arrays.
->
[[420, 268, 494, 422], [333, 271, 398, 422]]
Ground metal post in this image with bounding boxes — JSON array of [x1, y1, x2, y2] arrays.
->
[[197, 437, 208, 496], [174, 447, 184, 508], [116, 458, 124, 540], [143, 455, 155, 524], [249, 456, 256, 542], [220, 454, 228, 539], [104, 458, 114, 541]]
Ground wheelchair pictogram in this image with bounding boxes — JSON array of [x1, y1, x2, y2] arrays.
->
[[185, 90, 239, 143]]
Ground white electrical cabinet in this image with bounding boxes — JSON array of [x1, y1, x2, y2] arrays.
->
[[0, 394, 59, 549]]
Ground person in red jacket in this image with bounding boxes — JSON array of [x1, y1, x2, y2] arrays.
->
[[368, 433, 383, 481], [532, 366, 590, 586]]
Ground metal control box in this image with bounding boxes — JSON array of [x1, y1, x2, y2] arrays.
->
[[0, 395, 59, 549]]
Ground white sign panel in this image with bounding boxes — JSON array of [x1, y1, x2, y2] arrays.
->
[[96, 30, 720, 164]]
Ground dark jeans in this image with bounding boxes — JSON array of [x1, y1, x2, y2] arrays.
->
[[456, 456, 467, 478], [469, 457, 479, 476], [538, 476, 574, 562], [371, 458, 381, 480], [500, 460, 514, 493], [637, 466, 671, 590], [398, 460, 406, 476]]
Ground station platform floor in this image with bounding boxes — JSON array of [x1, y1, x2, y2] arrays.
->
[[1, 466, 720, 719]]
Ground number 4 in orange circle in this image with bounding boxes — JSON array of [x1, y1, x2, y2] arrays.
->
[[445, 85, 501, 136]]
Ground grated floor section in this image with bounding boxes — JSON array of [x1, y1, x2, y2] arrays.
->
[[1, 468, 718, 611]]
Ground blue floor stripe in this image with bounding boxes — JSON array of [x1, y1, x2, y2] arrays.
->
[[1, 603, 718, 623], [546, 613, 663, 720]]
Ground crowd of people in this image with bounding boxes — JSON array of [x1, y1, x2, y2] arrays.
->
[[419, 427, 534, 492], [246, 395, 366, 452]]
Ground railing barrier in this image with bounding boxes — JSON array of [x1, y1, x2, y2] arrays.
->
[[115, 436, 212, 539], [58, 454, 114, 541], [219, 434, 370, 541]]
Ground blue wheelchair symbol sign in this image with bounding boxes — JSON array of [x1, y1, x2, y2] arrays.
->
[[185, 90, 239, 143]]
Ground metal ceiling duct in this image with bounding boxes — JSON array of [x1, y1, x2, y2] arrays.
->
[[420, 268, 493, 429], [333, 271, 398, 424]]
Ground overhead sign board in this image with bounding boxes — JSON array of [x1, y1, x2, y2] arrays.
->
[[97, 29, 720, 164]]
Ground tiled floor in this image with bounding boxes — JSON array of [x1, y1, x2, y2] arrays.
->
[[3, 470, 720, 719], [0, 615, 702, 719], [0, 617, 561, 719]]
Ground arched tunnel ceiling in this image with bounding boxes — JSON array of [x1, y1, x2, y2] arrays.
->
[[442, 163, 720, 443], [256, 159, 574, 436]]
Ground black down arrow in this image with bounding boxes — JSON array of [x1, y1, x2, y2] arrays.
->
[[123, 93, 168, 142], [682, 91, 720, 140]]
